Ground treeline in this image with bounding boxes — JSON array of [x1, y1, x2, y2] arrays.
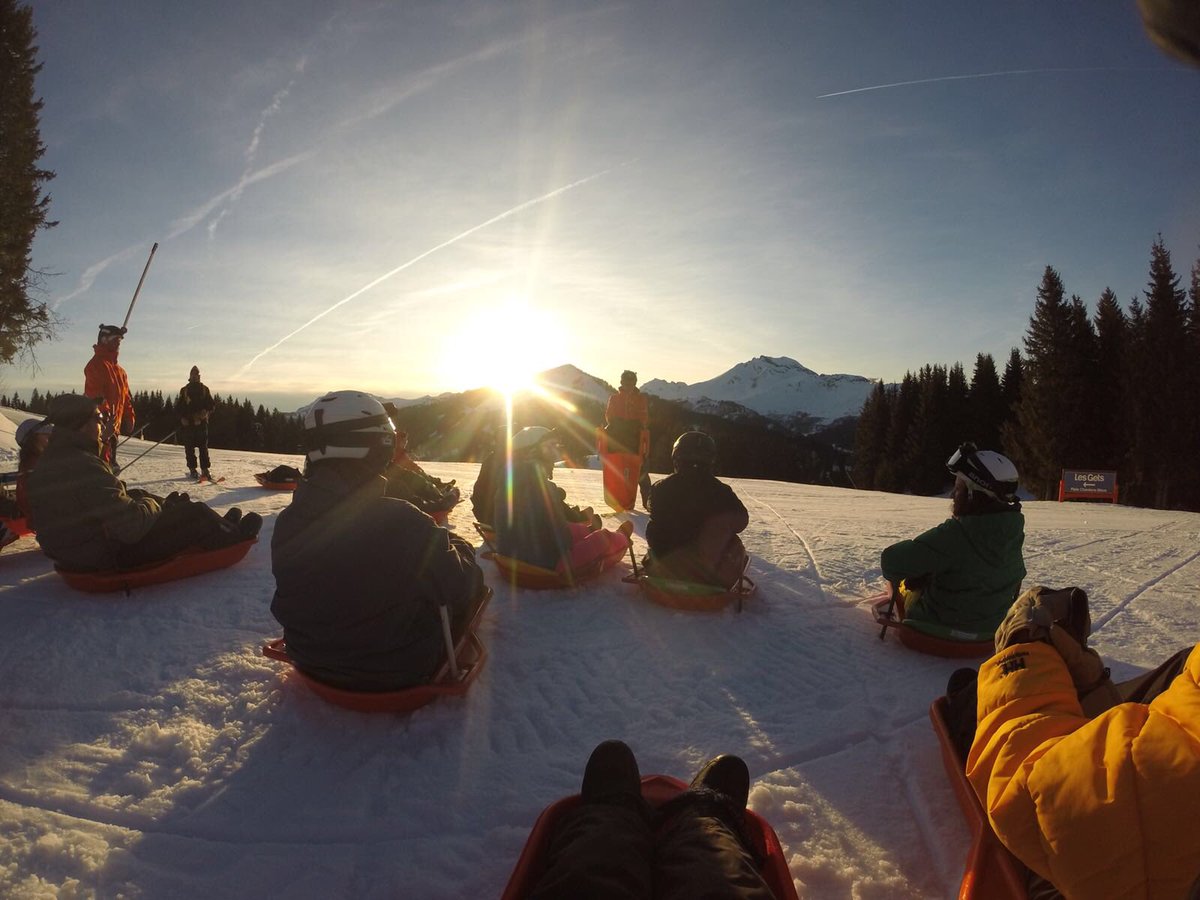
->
[[2, 389, 306, 456], [854, 235, 1200, 510]]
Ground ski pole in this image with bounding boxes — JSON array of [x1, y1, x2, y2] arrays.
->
[[121, 242, 158, 330], [879, 582, 899, 640], [115, 423, 151, 449], [118, 428, 177, 475], [438, 604, 462, 681]]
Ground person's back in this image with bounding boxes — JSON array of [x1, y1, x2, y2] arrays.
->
[[493, 453, 572, 570], [27, 395, 158, 571], [604, 372, 648, 456], [645, 432, 748, 588], [270, 391, 484, 690], [881, 443, 1025, 635], [471, 445, 501, 524]]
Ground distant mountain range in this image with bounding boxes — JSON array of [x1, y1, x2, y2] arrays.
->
[[382, 356, 876, 433]]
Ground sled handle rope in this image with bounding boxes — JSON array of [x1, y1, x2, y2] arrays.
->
[[122, 242, 158, 330]]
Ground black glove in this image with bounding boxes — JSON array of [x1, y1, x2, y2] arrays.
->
[[163, 491, 190, 506]]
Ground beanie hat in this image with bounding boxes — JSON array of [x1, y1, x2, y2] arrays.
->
[[189, 365, 200, 381], [620, 370, 637, 386], [15, 418, 53, 447], [46, 394, 103, 431]]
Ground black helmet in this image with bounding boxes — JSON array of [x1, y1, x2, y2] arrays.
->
[[671, 431, 716, 471]]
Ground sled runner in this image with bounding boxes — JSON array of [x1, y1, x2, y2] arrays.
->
[[501, 773, 799, 900], [262, 587, 492, 713], [871, 587, 994, 658], [254, 473, 299, 491], [596, 427, 643, 512], [930, 696, 1028, 900], [55, 538, 257, 594]]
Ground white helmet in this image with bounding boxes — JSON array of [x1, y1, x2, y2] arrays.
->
[[947, 442, 1019, 504], [303, 391, 395, 470], [511, 425, 556, 454], [15, 418, 52, 447]]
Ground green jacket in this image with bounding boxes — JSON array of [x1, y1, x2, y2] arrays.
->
[[26, 429, 161, 571], [880, 508, 1026, 634]]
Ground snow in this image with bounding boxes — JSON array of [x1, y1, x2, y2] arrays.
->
[[642, 356, 877, 424], [2, 410, 1198, 898]]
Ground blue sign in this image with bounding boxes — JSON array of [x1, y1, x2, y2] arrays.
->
[[1062, 470, 1117, 494]]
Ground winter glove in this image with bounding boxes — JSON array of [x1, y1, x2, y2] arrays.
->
[[994, 585, 1089, 652], [163, 491, 190, 506], [1048, 624, 1109, 697]]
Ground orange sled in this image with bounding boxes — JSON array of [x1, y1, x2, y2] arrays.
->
[[501, 773, 799, 900], [480, 545, 627, 590], [624, 555, 756, 613], [262, 587, 491, 713], [56, 538, 257, 594], [871, 588, 994, 658], [254, 473, 299, 491], [930, 697, 1029, 899], [1, 515, 32, 538]]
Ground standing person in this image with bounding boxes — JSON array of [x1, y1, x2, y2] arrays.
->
[[880, 442, 1025, 639], [271, 391, 487, 690], [177, 365, 216, 481], [84, 324, 135, 471], [602, 370, 653, 510], [645, 431, 749, 589], [26, 394, 260, 572]]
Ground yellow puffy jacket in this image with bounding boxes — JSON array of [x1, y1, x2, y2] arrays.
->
[[967, 641, 1200, 899]]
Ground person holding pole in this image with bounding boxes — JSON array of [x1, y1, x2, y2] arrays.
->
[[270, 390, 486, 691], [177, 365, 216, 481], [84, 324, 135, 471]]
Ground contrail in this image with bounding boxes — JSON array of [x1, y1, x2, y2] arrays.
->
[[818, 67, 1134, 99], [232, 165, 625, 379]]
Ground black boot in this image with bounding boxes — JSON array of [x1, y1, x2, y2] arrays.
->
[[689, 754, 750, 810], [580, 740, 642, 807]]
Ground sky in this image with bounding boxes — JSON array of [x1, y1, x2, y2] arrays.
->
[[5, 1, 1200, 411], [2, 410, 1198, 898]]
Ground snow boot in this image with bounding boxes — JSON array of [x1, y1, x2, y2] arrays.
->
[[189, 468, 199, 480], [237, 512, 263, 541], [688, 755, 749, 811], [581, 740, 644, 811]]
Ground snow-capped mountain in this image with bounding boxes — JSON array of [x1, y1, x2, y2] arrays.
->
[[532, 364, 613, 405], [642, 356, 876, 428]]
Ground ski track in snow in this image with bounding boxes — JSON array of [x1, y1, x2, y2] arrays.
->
[[1, 422, 1198, 898]]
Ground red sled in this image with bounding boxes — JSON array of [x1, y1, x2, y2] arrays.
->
[[480, 544, 627, 590], [254, 473, 299, 491], [262, 587, 491, 713], [930, 697, 1028, 899], [1, 515, 32, 538], [871, 588, 994, 658], [56, 538, 257, 594], [501, 773, 799, 900], [596, 428, 642, 512]]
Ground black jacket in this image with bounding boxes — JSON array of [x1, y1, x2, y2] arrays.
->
[[270, 463, 484, 690], [493, 459, 573, 569], [646, 468, 748, 558]]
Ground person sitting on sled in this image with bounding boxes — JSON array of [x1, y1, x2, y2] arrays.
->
[[526, 739, 776, 900], [14, 416, 53, 527], [26, 394, 261, 572], [493, 425, 630, 572], [880, 442, 1025, 638], [270, 390, 487, 691], [943, 585, 1200, 899], [602, 369, 653, 510], [378, 404, 460, 516], [84, 324, 135, 470], [644, 431, 749, 590]]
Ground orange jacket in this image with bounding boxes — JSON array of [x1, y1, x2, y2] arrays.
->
[[967, 640, 1200, 899], [84, 344, 134, 434]]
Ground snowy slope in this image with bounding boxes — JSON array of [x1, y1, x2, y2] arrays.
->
[[1, 424, 1197, 899], [643, 355, 876, 424]]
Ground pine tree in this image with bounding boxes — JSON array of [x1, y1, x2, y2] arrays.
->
[[1135, 236, 1191, 506], [1010, 267, 1076, 498], [1093, 288, 1128, 471], [967, 353, 1004, 449], [0, 0, 57, 363], [852, 381, 891, 489]]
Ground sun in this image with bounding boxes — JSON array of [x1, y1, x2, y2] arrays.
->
[[444, 297, 569, 394]]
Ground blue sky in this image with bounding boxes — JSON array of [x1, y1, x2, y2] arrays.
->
[[7, 1, 1199, 411]]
